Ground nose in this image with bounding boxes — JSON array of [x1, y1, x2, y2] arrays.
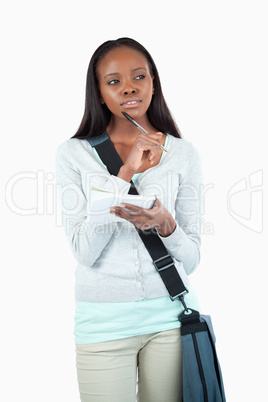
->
[[123, 82, 137, 95], [124, 88, 136, 95]]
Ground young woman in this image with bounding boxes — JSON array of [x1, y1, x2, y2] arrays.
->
[[56, 37, 203, 402]]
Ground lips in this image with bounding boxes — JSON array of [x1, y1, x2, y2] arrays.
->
[[121, 98, 142, 107]]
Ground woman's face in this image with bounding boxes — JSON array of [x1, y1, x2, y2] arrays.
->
[[97, 46, 154, 121]]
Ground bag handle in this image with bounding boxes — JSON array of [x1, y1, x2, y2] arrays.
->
[[87, 133, 188, 302]]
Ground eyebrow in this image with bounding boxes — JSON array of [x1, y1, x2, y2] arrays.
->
[[103, 67, 147, 79]]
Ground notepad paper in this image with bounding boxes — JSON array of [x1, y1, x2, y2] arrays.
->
[[88, 187, 156, 223]]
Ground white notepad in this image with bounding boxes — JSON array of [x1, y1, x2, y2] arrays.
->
[[88, 186, 156, 223]]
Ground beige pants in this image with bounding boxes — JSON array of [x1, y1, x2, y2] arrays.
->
[[76, 328, 182, 402]]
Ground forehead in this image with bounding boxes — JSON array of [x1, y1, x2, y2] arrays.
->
[[97, 46, 150, 77]]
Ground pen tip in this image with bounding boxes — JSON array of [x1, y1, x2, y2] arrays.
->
[[122, 111, 131, 119]]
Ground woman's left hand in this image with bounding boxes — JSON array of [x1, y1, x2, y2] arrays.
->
[[110, 198, 176, 237]]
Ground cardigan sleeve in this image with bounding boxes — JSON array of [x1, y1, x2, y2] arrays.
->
[[55, 141, 131, 267], [159, 144, 203, 275]]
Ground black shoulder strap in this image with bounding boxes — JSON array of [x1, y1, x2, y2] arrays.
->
[[87, 134, 188, 301]]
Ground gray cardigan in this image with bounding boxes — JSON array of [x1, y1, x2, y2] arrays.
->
[[56, 135, 203, 302]]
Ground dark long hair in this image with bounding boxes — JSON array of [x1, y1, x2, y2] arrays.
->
[[72, 37, 181, 139]]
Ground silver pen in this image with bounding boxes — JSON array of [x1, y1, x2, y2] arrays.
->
[[121, 112, 168, 152]]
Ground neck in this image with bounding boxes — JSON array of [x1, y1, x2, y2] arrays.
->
[[107, 114, 157, 145]]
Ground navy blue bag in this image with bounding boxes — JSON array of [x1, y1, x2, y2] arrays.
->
[[88, 133, 226, 402]]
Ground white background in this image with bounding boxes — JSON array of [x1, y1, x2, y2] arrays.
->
[[1, 1, 267, 400]]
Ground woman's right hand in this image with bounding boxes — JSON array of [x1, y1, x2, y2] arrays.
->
[[118, 131, 164, 182]]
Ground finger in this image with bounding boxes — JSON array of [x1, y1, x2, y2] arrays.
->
[[110, 206, 141, 219], [110, 199, 161, 221], [120, 203, 158, 214], [142, 131, 163, 142], [110, 207, 159, 230], [121, 198, 160, 212], [136, 133, 163, 149], [120, 203, 143, 211]]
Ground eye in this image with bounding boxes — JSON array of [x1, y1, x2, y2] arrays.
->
[[107, 79, 120, 85], [135, 74, 146, 80]]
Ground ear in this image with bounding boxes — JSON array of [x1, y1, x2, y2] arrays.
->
[[99, 96, 105, 105], [152, 76, 155, 95]]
